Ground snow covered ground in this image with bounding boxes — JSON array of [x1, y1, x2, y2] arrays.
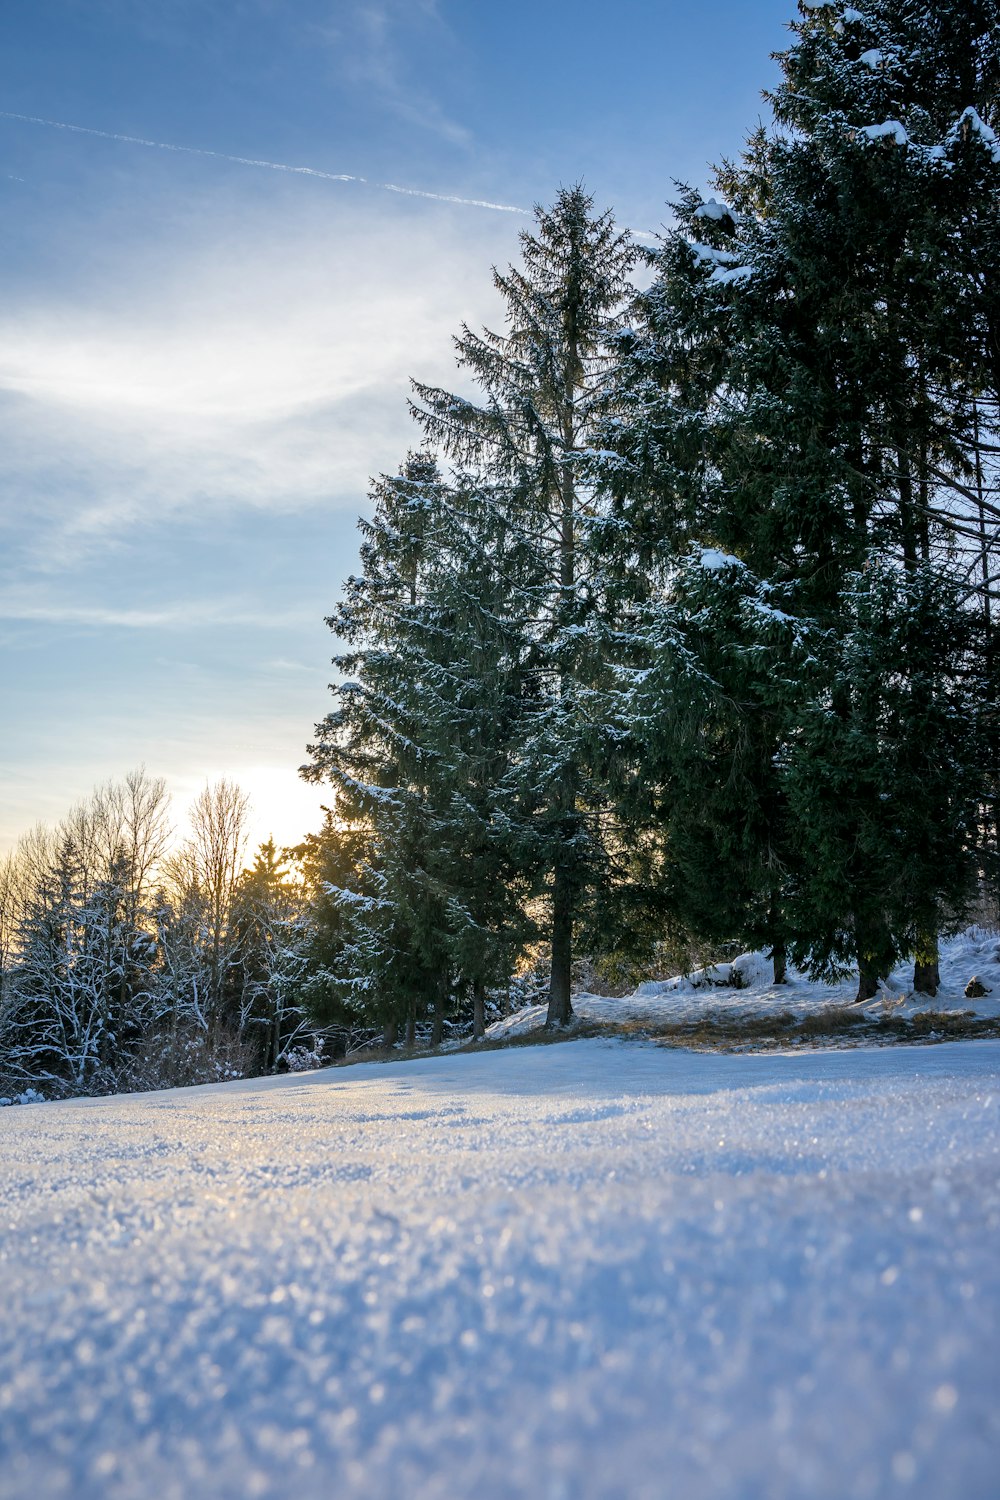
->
[[488, 927, 1000, 1039], [1, 1039, 998, 1500]]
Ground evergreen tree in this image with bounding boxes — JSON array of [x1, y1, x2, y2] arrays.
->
[[411, 186, 636, 1026], [621, 548, 807, 983], [304, 454, 535, 1041], [785, 558, 982, 999], [11, 830, 160, 1092], [304, 453, 455, 1042], [598, 0, 997, 987], [233, 839, 310, 1069], [288, 813, 371, 1040]]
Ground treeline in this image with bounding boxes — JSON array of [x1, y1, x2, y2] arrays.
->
[[0, 770, 511, 1099], [301, 0, 1000, 1035], [0, 772, 319, 1099]]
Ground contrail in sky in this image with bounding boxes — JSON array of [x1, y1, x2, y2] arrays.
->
[[0, 109, 532, 216]]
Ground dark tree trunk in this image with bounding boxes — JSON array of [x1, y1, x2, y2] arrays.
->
[[382, 1019, 397, 1048], [856, 953, 880, 1004], [405, 1006, 416, 1050], [473, 979, 486, 1040], [546, 869, 574, 1028], [855, 913, 893, 1003], [431, 982, 445, 1048], [771, 943, 788, 986], [913, 938, 940, 998]]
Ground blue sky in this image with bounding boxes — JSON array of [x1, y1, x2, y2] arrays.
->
[[0, 0, 795, 854]]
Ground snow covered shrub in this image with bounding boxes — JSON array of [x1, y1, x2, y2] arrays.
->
[[280, 1044, 324, 1073], [121, 1023, 257, 1092]]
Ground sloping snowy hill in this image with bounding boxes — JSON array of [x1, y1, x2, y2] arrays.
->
[[1, 1040, 998, 1500]]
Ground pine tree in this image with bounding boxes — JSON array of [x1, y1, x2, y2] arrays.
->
[[304, 452, 537, 1042], [619, 547, 807, 983], [411, 186, 637, 1026], [11, 829, 160, 1092], [287, 814, 364, 1035], [304, 453, 456, 1042], [598, 0, 997, 987], [785, 558, 982, 999], [233, 839, 310, 1069]]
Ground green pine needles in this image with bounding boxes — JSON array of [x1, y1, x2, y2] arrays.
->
[[304, 1, 1000, 1029]]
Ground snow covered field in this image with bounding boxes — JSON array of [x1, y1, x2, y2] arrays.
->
[[488, 927, 1000, 1039], [1, 1039, 998, 1500]]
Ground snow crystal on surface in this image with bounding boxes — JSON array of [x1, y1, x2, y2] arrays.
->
[[1, 1040, 999, 1500]]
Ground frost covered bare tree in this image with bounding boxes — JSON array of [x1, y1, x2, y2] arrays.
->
[[0, 772, 269, 1098], [159, 778, 251, 1040]]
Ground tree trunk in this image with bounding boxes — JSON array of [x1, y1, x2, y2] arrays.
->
[[543, 345, 579, 1037], [771, 943, 787, 986], [382, 1019, 397, 1048], [473, 979, 486, 1040], [546, 869, 574, 1028], [405, 1006, 416, 1051], [856, 952, 880, 1004], [431, 980, 446, 1048], [896, 440, 919, 574], [855, 913, 892, 1003], [913, 936, 940, 998]]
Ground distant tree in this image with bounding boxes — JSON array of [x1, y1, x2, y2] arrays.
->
[[233, 839, 310, 1069], [173, 778, 251, 1035], [289, 812, 372, 1039], [8, 810, 162, 1094]]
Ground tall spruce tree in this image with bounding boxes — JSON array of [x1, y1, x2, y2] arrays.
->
[[304, 453, 456, 1042], [304, 454, 534, 1041], [598, 0, 996, 990], [411, 186, 636, 1026]]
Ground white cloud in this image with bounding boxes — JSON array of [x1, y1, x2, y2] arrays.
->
[[0, 135, 525, 853], [0, 187, 519, 569], [0, 597, 312, 629]]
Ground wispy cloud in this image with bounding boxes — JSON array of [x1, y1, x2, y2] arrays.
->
[[0, 186, 517, 570], [319, 0, 472, 148], [0, 598, 312, 629]]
